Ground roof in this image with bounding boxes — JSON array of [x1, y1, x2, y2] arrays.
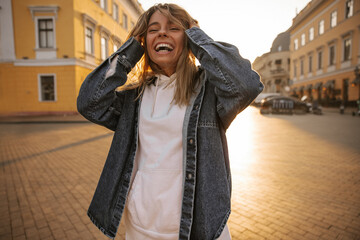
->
[[270, 31, 290, 52]]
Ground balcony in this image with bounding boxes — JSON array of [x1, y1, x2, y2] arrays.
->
[[270, 68, 287, 77]]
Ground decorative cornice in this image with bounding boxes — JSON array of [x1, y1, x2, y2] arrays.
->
[[341, 30, 354, 38], [290, 0, 325, 30], [99, 25, 111, 37], [82, 13, 97, 26], [13, 58, 97, 69], [111, 34, 122, 44], [28, 6, 59, 20]]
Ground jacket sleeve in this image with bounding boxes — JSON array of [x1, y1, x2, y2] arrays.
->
[[186, 27, 263, 129], [77, 37, 144, 131]]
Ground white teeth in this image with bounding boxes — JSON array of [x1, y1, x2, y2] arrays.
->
[[155, 43, 173, 51]]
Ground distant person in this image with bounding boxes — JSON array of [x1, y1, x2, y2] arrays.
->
[[77, 3, 263, 239]]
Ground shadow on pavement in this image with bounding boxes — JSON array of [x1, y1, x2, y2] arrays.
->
[[0, 132, 112, 167]]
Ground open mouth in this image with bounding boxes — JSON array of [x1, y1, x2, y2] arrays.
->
[[155, 43, 174, 52]]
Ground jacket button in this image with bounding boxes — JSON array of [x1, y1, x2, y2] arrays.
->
[[187, 173, 192, 179], [189, 138, 194, 144], [194, 105, 199, 110], [122, 55, 126, 59]]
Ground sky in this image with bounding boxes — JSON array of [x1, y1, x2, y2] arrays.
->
[[138, 0, 311, 63]]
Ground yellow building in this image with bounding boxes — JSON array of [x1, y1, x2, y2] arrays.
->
[[0, 0, 143, 116], [289, 0, 360, 107]]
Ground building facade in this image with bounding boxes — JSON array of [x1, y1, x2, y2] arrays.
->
[[253, 31, 291, 96], [289, 0, 359, 107], [0, 0, 143, 115]]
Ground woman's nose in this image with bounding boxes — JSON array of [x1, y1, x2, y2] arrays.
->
[[158, 28, 168, 37]]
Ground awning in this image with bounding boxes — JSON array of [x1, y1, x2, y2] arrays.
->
[[304, 84, 313, 90], [314, 82, 322, 89], [324, 80, 335, 88]]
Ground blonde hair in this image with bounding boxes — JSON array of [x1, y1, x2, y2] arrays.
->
[[125, 3, 199, 106]]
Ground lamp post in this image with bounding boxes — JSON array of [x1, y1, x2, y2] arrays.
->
[[352, 66, 360, 116], [354, 66, 360, 100]]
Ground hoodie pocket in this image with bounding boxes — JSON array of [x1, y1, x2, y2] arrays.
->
[[126, 169, 182, 234]]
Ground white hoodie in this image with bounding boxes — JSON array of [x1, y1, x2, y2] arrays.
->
[[124, 74, 185, 239]]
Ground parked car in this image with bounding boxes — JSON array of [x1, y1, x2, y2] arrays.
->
[[252, 93, 281, 107], [260, 96, 309, 115]]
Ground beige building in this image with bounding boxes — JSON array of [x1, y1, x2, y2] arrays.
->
[[289, 0, 360, 107], [0, 0, 143, 116], [253, 31, 291, 95]]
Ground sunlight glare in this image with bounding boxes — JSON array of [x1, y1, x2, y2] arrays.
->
[[227, 107, 257, 171]]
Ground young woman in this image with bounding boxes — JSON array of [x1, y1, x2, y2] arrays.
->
[[77, 3, 263, 240]]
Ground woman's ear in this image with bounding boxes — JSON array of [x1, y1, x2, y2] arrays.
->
[[134, 35, 141, 43], [135, 35, 145, 48]]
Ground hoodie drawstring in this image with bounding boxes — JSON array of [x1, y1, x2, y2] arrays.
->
[[151, 78, 160, 117]]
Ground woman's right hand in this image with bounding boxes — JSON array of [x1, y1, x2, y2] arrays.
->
[[190, 19, 199, 29]]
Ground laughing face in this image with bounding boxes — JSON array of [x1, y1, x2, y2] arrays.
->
[[146, 11, 185, 76]]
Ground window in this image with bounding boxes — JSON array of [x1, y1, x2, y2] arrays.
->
[[309, 27, 314, 41], [329, 45, 335, 65], [277, 45, 282, 52], [346, 0, 353, 18], [275, 59, 282, 65], [309, 55, 313, 72], [300, 59, 304, 76], [301, 33, 306, 46], [30, 6, 58, 56], [83, 14, 97, 58], [330, 11, 337, 28], [319, 20, 324, 35], [100, 0, 107, 11], [101, 37, 108, 60], [123, 13, 128, 30], [343, 38, 351, 61], [38, 19, 54, 48], [113, 42, 119, 53], [318, 51, 323, 69], [85, 27, 93, 54], [294, 62, 297, 77], [39, 75, 56, 101], [294, 39, 298, 50], [113, 3, 119, 21]]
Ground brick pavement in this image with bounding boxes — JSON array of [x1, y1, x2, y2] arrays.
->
[[226, 108, 360, 239], [1, 107, 360, 239]]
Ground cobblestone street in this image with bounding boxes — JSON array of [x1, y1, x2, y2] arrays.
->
[[1, 107, 359, 240]]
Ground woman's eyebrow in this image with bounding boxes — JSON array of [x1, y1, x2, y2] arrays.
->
[[148, 22, 160, 27]]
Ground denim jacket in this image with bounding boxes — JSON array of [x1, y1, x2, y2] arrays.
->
[[77, 27, 263, 240]]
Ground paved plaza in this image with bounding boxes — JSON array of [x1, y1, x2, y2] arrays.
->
[[0, 107, 360, 240]]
